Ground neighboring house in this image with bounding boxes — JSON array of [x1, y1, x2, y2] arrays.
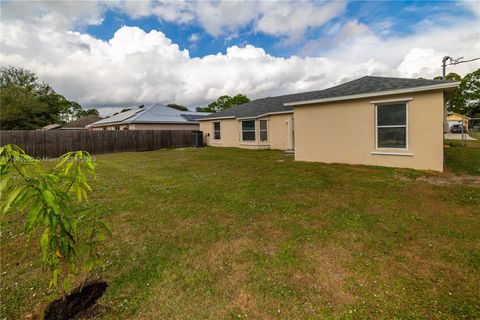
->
[[40, 123, 62, 130], [89, 104, 209, 130], [61, 115, 103, 130], [39, 115, 103, 130], [446, 112, 470, 130], [199, 76, 459, 172]]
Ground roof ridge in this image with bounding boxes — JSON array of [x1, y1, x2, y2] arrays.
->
[[123, 106, 149, 123], [201, 75, 459, 120]]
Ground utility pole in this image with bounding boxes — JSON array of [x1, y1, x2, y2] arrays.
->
[[442, 56, 452, 79]]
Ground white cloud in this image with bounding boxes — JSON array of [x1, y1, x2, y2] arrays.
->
[[110, 0, 344, 40], [255, 1, 347, 40], [0, 0, 106, 29], [0, 21, 392, 110], [460, 0, 480, 17], [188, 33, 199, 43], [303, 18, 480, 78]]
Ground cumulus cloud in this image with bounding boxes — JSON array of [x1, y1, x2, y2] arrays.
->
[[0, 0, 479, 116], [0, 21, 391, 110], [255, 1, 346, 41], [111, 0, 344, 40]]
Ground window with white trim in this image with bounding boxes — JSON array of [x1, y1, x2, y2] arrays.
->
[[213, 122, 221, 140], [241, 120, 255, 141], [259, 120, 268, 141], [376, 103, 407, 149]]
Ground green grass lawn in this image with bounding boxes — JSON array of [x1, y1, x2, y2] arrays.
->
[[1, 147, 479, 319], [445, 138, 480, 148], [470, 131, 480, 140], [445, 146, 480, 175]]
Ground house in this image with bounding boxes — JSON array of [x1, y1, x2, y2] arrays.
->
[[40, 123, 62, 130], [62, 115, 103, 130], [89, 104, 210, 130], [199, 76, 459, 172], [39, 115, 103, 130], [446, 112, 470, 130]]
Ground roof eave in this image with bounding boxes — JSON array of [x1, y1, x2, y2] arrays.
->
[[198, 116, 236, 121], [200, 110, 294, 121], [237, 110, 294, 120], [284, 82, 460, 107], [91, 121, 200, 127]]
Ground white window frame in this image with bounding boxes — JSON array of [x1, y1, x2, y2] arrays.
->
[[374, 102, 409, 150], [213, 121, 221, 140], [241, 120, 256, 142], [259, 120, 268, 142]]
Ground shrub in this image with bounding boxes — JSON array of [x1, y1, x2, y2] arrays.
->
[[0, 144, 111, 299]]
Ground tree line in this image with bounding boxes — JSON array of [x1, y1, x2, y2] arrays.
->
[[1, 66, 478, 130], [0, 66, 99, 130]]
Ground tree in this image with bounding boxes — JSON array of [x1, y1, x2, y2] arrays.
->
[[433, 72, 462, 81], [58, 98, 82, 123], [0, 145, 111, 300], [449, 69, 480, 118], [77, 108, 100, 118], [167, 104, 189, 111], [196, 94, 250, 112], [1, 67, 62, 129], [0, 66, 84, 129]]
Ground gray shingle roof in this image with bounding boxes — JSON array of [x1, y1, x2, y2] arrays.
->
[[62, 115, 103, 128], [201, 76, 456, 120]]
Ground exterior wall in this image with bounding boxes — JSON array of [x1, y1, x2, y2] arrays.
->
[[294, 91, 445, 171], [259, 114, 292, 150], [200, 119, 240, 147], [199, 113, 292, 150], [92, 123, 199, 130]]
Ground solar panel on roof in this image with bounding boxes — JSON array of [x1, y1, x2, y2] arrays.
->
[[181, 114, 203, 121]]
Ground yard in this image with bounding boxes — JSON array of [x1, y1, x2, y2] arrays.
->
[[1, 147, 479, 319]]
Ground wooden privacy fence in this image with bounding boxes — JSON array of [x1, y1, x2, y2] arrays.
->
[[0, 130, 195, 158]]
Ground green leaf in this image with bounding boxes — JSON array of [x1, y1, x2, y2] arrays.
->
[[96, 232, 106, 241], [25, 203, 43, 232], [98, 220, 112, 235], [51, 269, 59, 288], [41, 189, 59, 214], [85, 257, 95, 272], [63, 278, 70, 294], [0, 176, 9, 193], [2, 186, 23, 214], [40, 229, 49, 258]]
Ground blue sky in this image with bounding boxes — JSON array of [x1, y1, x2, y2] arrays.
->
[[1, 0, 479, 112], [83, 1, 477, 58]]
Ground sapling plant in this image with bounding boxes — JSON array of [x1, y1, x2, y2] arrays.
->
[[0, 144, 111, 300]]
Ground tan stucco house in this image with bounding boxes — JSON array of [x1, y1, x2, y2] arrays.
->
[[199, 76, 459, 171], [89, 104, 210, 130]]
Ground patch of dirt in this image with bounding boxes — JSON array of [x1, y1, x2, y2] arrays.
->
[[44, 280, 108, 320], [417, 175, 480, 186], [300, 243, 355, 309], [227, 288, 259, 316]]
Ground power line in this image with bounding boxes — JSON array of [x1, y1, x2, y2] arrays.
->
[[447, 57, 480, 65], [441, 56, 480, 79]]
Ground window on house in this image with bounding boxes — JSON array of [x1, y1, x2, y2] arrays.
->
[[376, 103, 407, 149], [242, 120, 255, 141], [260, 120, 268, 141], [213, 122, 221, 140], [115, 125, 120, 130]]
